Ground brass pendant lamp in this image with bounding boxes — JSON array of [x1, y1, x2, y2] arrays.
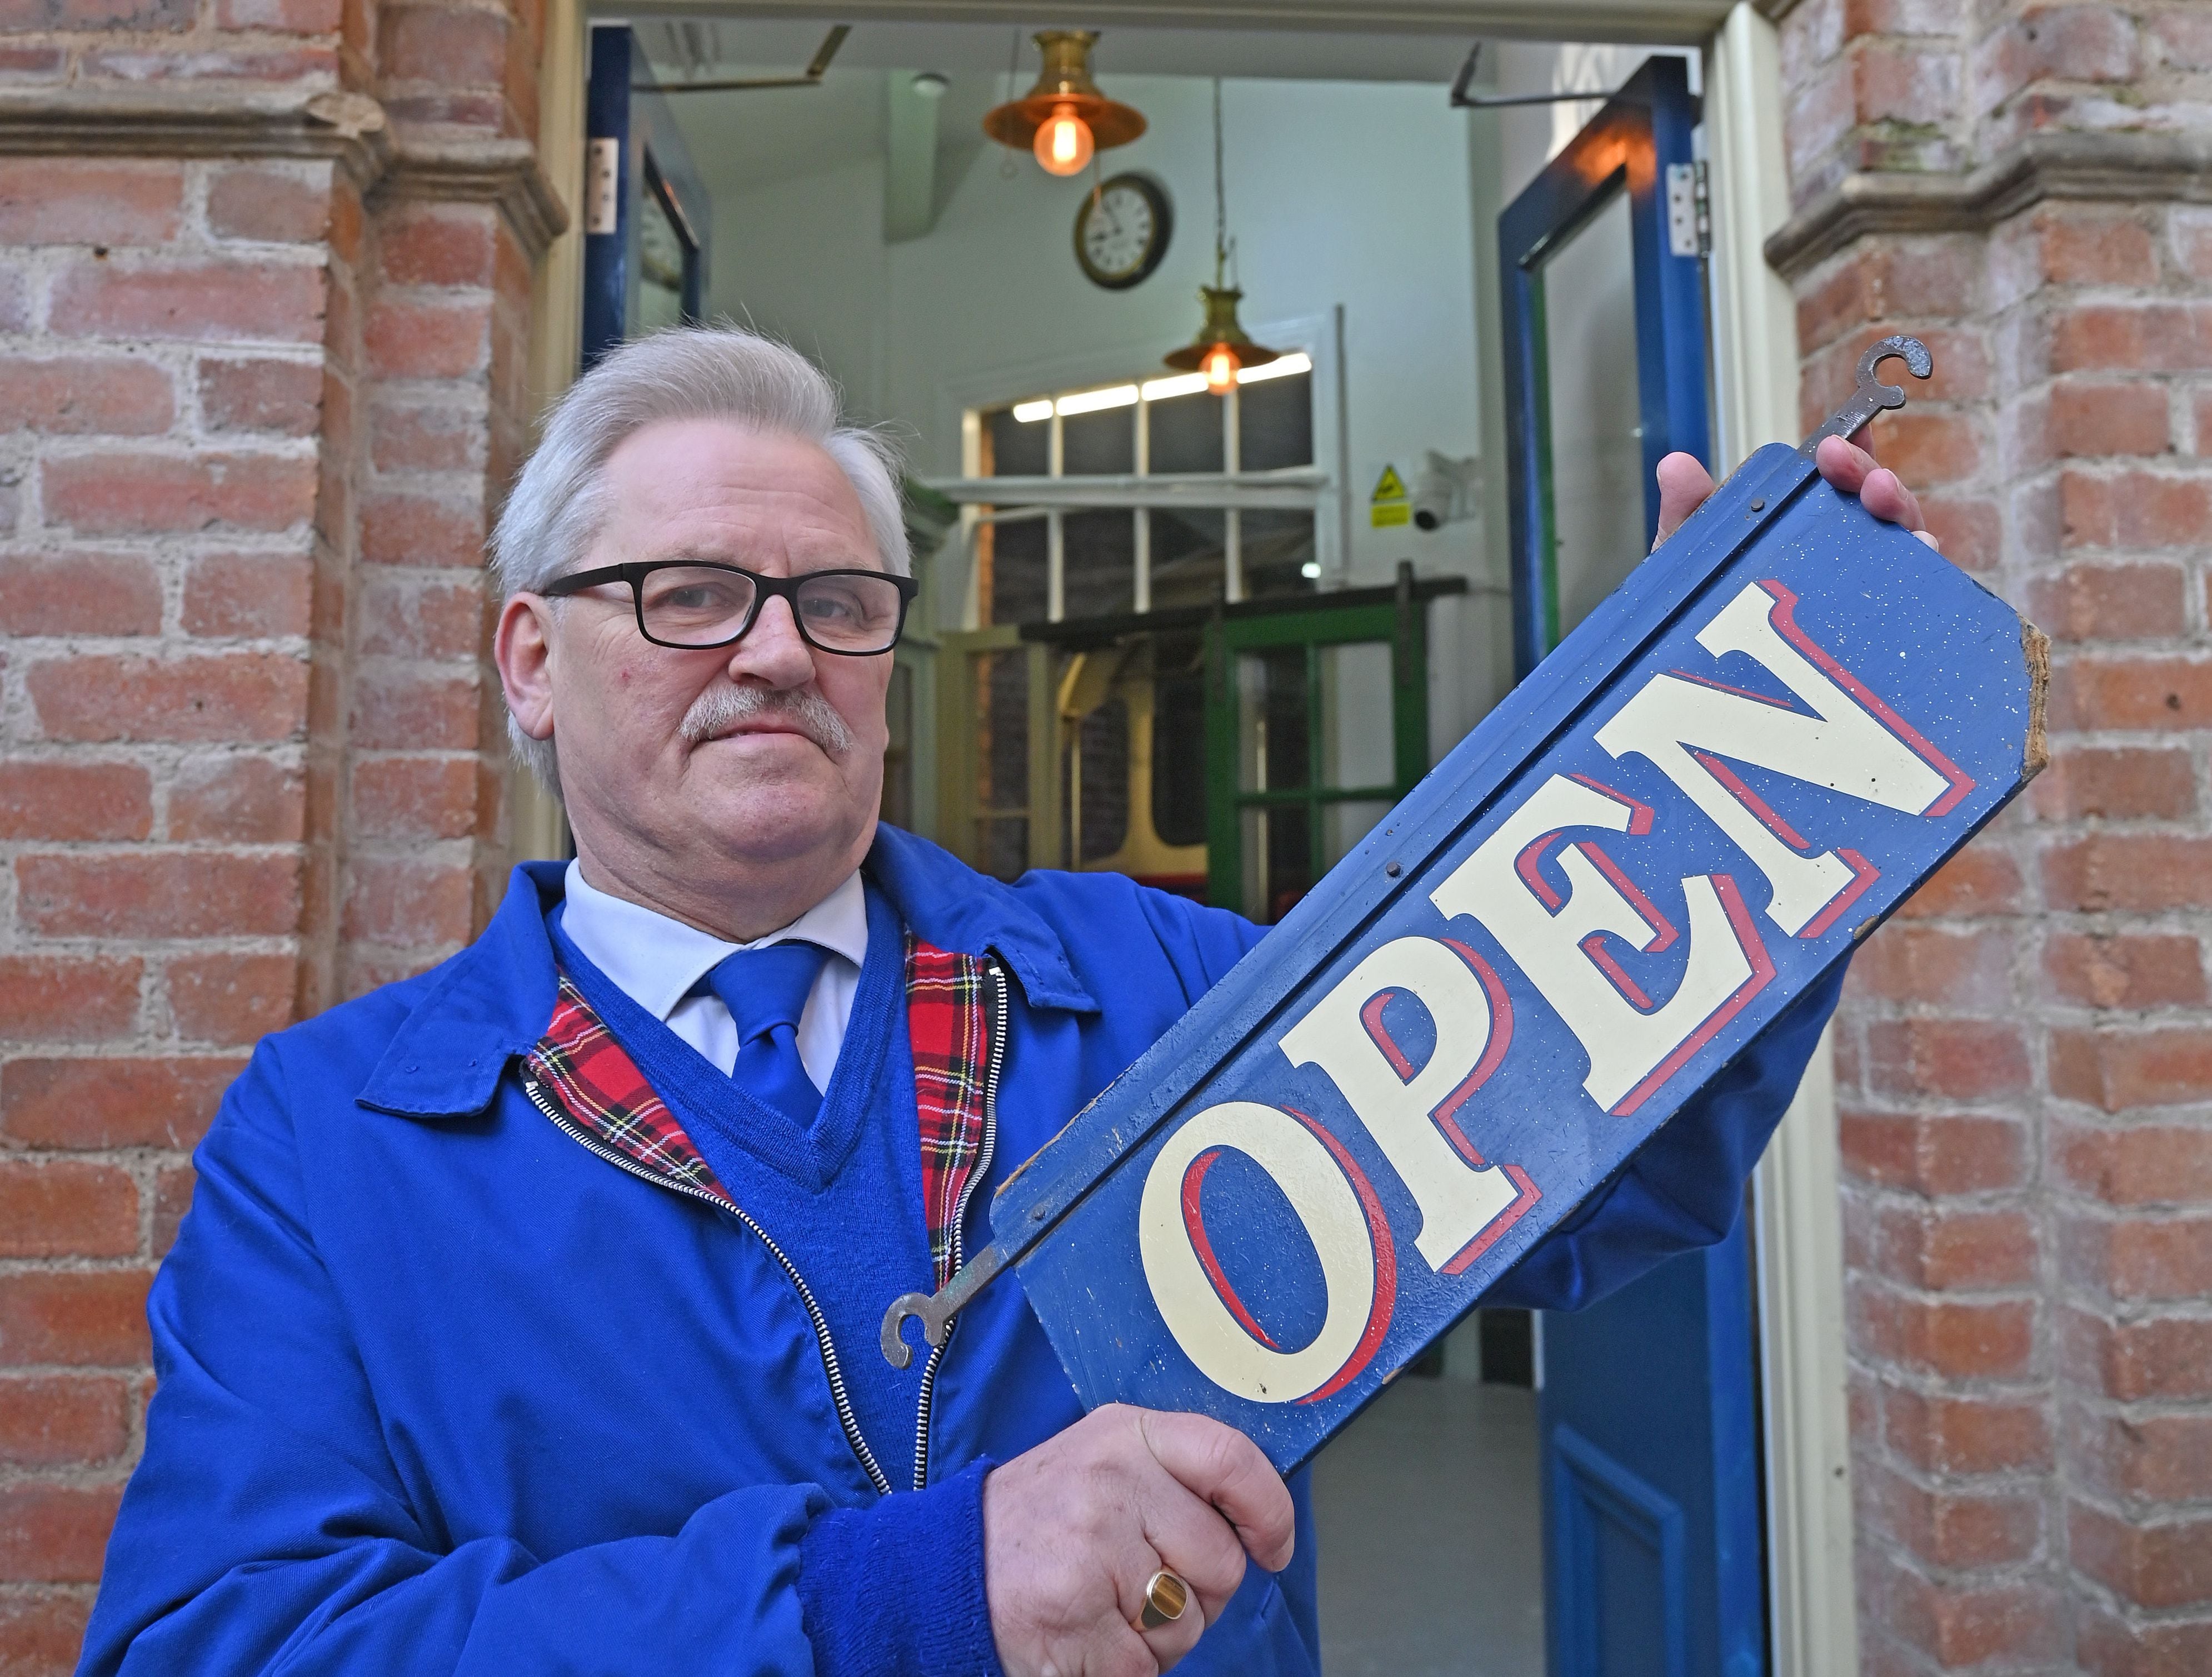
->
[[1164, 79, 1279, 395], [982, 31, 1147, 178]]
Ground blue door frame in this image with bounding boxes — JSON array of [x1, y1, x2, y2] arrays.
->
[[583, 26, 712, 370], [1495, 56, 1767, 1677], [1497, 55, 1709, 681]]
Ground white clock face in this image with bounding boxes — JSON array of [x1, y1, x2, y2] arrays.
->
[[1081, 182, 1161, 283]]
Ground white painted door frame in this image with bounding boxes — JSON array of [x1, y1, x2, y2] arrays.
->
[[516, 9, 1855, 1675]]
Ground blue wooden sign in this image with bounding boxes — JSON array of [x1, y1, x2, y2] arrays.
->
[[884, 354, 2047, 1476]]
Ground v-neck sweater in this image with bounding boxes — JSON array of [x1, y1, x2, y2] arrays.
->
[[548, 882, 936, 1491], [547, 880, 1003, 1674]]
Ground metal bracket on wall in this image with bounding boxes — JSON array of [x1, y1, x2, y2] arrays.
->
[[1449, 42, 1623, 111], [642, 24, 848, 93]]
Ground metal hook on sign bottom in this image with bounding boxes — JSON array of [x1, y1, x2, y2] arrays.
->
[[880, 1241, 1011, 1369], [1800, 335, 1934, 455]]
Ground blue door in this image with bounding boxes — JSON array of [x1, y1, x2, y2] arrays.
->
[[583, 25, 711, 369], [1497, 57, 1766, 1677]]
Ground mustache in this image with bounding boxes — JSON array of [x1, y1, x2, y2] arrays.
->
[[679, 682, 855, 756]]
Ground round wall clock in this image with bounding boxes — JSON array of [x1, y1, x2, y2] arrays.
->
[[1074, 173, 1173, 291]]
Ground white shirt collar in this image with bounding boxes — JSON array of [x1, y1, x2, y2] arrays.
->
[[559, 860, 868, 1024]]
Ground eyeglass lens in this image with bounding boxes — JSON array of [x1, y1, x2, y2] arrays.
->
[[636, 565, 904, 652]]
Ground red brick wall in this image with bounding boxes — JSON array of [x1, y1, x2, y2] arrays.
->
[[1776, 1, 2212, 1670], [0, 0, 552, 1661]]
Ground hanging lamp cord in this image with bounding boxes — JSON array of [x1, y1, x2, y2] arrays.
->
[[1211, 77, 1229, 287]]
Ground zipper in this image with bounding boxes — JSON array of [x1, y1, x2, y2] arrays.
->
[[908, 957, 1007, 1490], [521, 1072, 895, 1497]]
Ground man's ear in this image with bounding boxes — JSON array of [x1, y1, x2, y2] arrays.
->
[[494, 594, 559, 743]]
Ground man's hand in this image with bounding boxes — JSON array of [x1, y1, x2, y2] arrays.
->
[[984, 1404, 1296, 1677], [1651, 433, 1940, 552]]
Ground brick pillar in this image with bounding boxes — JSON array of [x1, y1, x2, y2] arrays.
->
[[0, 0, 560, 1661], [1771, 2, 2212, 1671]]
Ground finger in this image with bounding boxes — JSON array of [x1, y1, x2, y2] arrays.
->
[[1132, 1563, 1207, 1671], [1139, 1477, 1249, 1621], [1858, 467, 1925, 534], [1097, 1618, 1169, 1677], [1651, 452, 1716, 550], [1814, 433, 1877, 496], [1131, 1409, 1296, 1573]]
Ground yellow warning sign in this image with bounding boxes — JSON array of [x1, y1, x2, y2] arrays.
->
[[1370, 463, 1410, 528]]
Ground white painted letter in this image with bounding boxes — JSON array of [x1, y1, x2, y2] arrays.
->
[[1593, 578, 1971, 937], [1139, 1102, 1394, 1404], [1428, 774, 1772, 1115], [1278, 936, 1532, 1274]]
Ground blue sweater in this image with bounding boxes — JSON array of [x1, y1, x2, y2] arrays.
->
[[553, 889, 1000, 1674]]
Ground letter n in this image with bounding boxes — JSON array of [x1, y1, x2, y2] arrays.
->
[[1594, 578, 1974, 938]]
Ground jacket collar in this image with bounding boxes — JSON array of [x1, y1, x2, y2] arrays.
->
[[356, 863, 567, 1119], [358, 829, 1097, 1120], [863, 824, 1097, 1015]]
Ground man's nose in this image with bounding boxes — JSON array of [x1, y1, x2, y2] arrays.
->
[[728, 593, 817, 687]]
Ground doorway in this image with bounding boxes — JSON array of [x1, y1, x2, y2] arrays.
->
[[543, 10, 1849, 1673]]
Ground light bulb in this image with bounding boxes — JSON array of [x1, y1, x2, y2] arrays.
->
[[1033, 105, 1094, 176], [1203, 345, 1240, 395]]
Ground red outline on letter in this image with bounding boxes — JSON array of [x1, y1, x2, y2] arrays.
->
[[1437, 1164, 1543, 1277], [1574, 842, 1679, 953], [1181, 1149, 1280, 1350], [1581, 933, 1656, 1010], [1514, 832, 1567, 910], [1429, 939, 1516, 1156], [1687, 748, 1812, 850], [1795, 847, 1880, 940], [1609, 874, 1779, 1117], [1758, 579, 1975, 817], [1569, 773, 1655, 833], [1359, 990, 1418, 1081], [1286, 1107, 1399, 1405]]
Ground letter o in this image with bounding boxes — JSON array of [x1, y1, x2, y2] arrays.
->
[[1138, 1101, 1395, 1405]]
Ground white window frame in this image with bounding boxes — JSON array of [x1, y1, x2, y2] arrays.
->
[[929, 309, 1347, 627]]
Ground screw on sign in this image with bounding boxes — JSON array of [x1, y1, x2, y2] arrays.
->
[[884, 338, 2049, 1472]]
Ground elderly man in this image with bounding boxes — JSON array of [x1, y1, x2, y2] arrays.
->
[[80, 329, 1933, 1676]]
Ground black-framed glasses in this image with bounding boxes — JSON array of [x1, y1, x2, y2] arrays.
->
[[542, 560, 917, 656]]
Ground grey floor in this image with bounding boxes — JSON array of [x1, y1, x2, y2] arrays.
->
[[1311, 1374, 1545, 1675]]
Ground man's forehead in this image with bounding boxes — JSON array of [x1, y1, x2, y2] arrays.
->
[[599, 419, 870, 548]]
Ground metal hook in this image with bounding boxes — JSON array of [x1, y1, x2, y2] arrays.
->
[[1800, 334, 1934, 456], [880, 1240, 1010, 1369]]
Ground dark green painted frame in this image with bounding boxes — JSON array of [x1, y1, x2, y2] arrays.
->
[[1202, 577, 1430, 914]]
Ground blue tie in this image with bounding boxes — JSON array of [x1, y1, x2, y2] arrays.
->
[[696, 942, 831, 1129]]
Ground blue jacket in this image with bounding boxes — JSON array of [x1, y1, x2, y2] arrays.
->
[[79, 826, 1839, 1676]]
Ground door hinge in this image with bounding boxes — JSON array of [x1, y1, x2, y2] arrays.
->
[[1666, 161, 1710, 260], [584, 137, 620, 236]]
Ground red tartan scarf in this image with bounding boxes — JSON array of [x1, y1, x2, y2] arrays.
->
[[524, 933, 992, 1290]]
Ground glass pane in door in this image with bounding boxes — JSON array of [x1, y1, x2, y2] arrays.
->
[[1317, 642, 1394, 790], [635, 179, 686, 334], [1236, 648, 1311, 797], [1540, 186, 1646, 640], [1320, 800, 1395, 872]]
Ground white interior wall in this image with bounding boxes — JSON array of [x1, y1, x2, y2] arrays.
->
[[679, 42, 1682, 764], [696, 73, 1491, 585]]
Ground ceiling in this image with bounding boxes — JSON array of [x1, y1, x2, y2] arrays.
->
[[630, 17, 1482, 200], [632, 17, 1476, 84]]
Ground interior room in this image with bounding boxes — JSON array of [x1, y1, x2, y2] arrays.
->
[[583, 16, 1744, 1673]]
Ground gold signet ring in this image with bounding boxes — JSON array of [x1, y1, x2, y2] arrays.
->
[[1140, 1569, 1190, 1630]]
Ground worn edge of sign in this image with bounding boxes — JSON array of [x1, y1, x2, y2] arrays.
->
[[2020, 617, 2050, 778]]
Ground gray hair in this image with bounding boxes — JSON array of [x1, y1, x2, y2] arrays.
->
[[490, 327, 911, 799]]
